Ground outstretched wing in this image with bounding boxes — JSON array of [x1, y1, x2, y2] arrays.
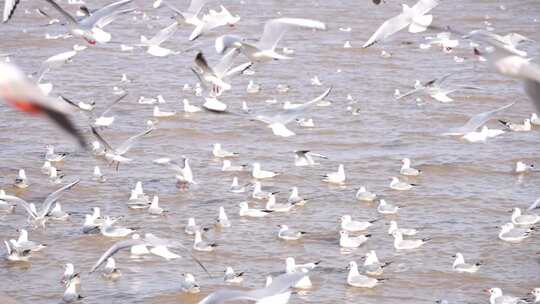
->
[[115, 127, 153, 155], [40, 179, 80, 218], [90, 239, 145, 272], [2, 0, 21, 23], [445, 102, 515, 135], [79, 0, 133, 28], [257, 18, 326, 51]]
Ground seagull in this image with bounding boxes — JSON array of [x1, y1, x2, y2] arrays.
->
[[46, 145, 68, 162], [180, 273, 201, 293], [395, 74, 463, 103], [485, 288, 527, 304], [224, 267, 244, 284], [216, 206, 231, 228], [49, 203, 69, 220], [515, 161, 534, 173], [153, 106, 176, 118], [155, 0, 208, 26], [138, 21, 180, 57], [254, 88, 331, 137], [4, 239, 31, 261], [443, 102, 515, 136], [102, 257, 122, 280], [340, 215, 377, 232], [388, 221, 417, 236], [498, 223, 533, 243], [339, 230, 371, 248], [148, 196, 167, 215], [0, 63, 87, 147], [499, 119, 532, 132], [390, 177, 417, 190], [362, 250, 392, 276], [197, 272, 306, 304], [213, 143, 239, 158], [62, 274, 83, 303], [0, 180, 79, 228], [323, 164, 346, 184], [362, 0, 439, 48], [252, 181, 271, 200], [400, 158, 421, 176], [230, 177, 246, 193], [183, 99, 202, 113], [193, 230, 217, 252], [392, 230, 430, 250], [294, 150, 327, 166], [287, 187, 306, 205], [222, 160, 248, 172], [44, 0, 135, 45], [38, 50, 79, 84], [266, 193, 296, 212], [215, 18, 326, 62], [239, 202, 272, 218], [13, 169, 29, 189], [356, 186, 377, 201], [185, 217, 202, 235], [452, 253, 481, 273], [191, 51, 252, 97], [13, 229, 46, 252], [154, 157, 196, 189], [100, 217, 136, 238], [91, 126, 153, 171], [285, 257, 319, 289], [511, 207, 540, 226], [346, 261, 384, 288], [277, 225, 306, 241], [61, 263, 77, 284], [189, 5, 240, 41], [252, 162, 280, 179]]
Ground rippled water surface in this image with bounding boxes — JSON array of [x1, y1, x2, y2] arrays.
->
[[1, 0, 540, 303]]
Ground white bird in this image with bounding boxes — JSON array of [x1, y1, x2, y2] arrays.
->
[[4, 239, 31, 261], [346, 261, 384, 288], [288, 187, 306, 205], [213, 143, 239, 158], [390, 177, 416, 190], [486, 288, 527, 304], [515, 161, 534, 173], [216, 206, 231, 228], [388, 221, 417, 236], [400, 158, 421, 176], [222, 160, 248, 172], [278, 225, 306, 241], [294, 150, 327, 166], [363, 0, 439, 48], [93, 166, 106, 183], [41, 161, 52, 175], [252, 162, 280, 179], [14, 229, 46, 252], [377, 199, 400, 214], [499, 119, 532, 132], [285, 257, 319, 289], [148, 196, 166, 215], [49, 202, 70, 220], [452, 253, 481, 273], [92, 126, 153, 171], [239, 202, 272, 218], [154, 157, 196, 189], [102, 257, 122, 280], [230, 177, 246, 194], [185, 217, 201, 235], [193, 230, 217, 252], [396, 74, 464, 103], [224, 266, 244, 284], [38, 50, 78, 83], [498, 223, 533, 242], [255, 88, 331, 137], [139, 21, 180, 57], [180, 273, 201, 293], [252, 181, 270, 200], [62, 274, 83, 303], [339, 230, 371, 248], [153, 106, 176, 118], [392, 231, 429, 250], [265, 193, 296, 212], [462, 126, 489, 143], [356, 186, 377, 202], [323, 164, 346, 184], [61, 263, 76, 284], [45, 0, 134, 45], [216, 18, 326, 62], [0, 180, 79, 228], [362, 250, 391, 276], [183, 99, 202, 113], [45, 145, 67, 162], [100, 217, 135, 238], [189, 5, 240, 41], [13, 168, 29, 189], [246, 80, 261, 94], [530, 113, 540, 125], [531, 288, 540, 303], [48, 166, 64, 184], [341, 215, 377, 232], [443, 102, 515, 136], [511, 207, 540, 226]]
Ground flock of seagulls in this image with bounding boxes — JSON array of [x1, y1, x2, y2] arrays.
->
[[0, 0, 540, 303]]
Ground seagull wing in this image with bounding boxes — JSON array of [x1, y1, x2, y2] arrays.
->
[[79, 0, 133, 28], [446, 102, 515, 135], [44, 0, 78, 24], [91, 127, 114, 151], [90, 239, 145, 272], [0, 194, 37, 219], [146, 21, 180, 46], [411, 0, 439, 16], [257, 18, 326, 51], [2, 0, 20, 23], [362, 12, 410, 48], [39, 179, 80, 218], [280, 87, 332, 124], [114, 127, 153, 155], [100, 92, 127, 116], [95, 7, 135, 28]]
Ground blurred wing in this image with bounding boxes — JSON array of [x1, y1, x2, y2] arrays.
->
[[44, 0, 78, 24], [257, 18, 326, 51], [40, 179, 80, 217], [2, 0, 20, 23], [363, 13, 409, 48], [80, 0, 133, 28], [115, 127, 153, 155], [90, 239, 144, 272], [412, 0, 439, 15], [447, 102, 515, 135], [194, 52, 215, 76], [280, 87, 332, 124], [100, 92, 127, 116], [214, 48, 240, 77], [95, 7, 134, 28], [0, 194, 37, 219], [147, 21, 180, 46]]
